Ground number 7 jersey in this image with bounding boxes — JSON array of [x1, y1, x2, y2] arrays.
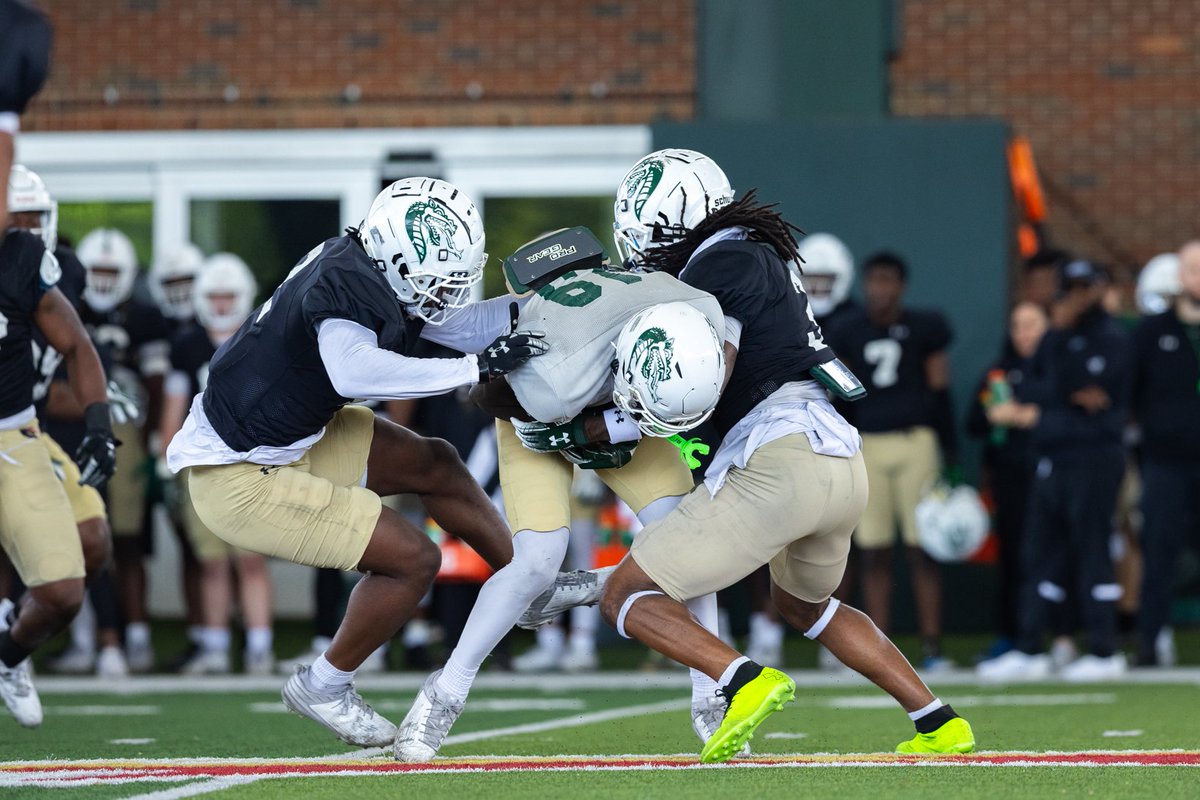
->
[[508, 266, 724, 424]]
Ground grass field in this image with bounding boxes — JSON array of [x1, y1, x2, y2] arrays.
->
[[3, 670, 1199, 799]]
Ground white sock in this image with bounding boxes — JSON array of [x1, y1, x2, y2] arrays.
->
[[126, 622, 151, 649], [718, 656, 751, 688], [908, 698, 945, 722], [402, 619, 433, 648], [685, 593, 721, 702], [69, 599, 96, 654], [245, 627, 273, 656], [436, 658, 478, 702], [443, 527, 570, 682], [568, 627, 595, 656], [200, 627, 230, 654], [536, 624, 566, 656], [307, 653, 354, 692]]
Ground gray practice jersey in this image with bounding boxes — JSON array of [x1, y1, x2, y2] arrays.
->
[[509, 267, 724, 423]]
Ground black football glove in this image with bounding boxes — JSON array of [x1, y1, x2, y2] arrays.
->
[[74, 402, 119, 488], [560, 442, 637, 470], [479, 330, 548, 382]]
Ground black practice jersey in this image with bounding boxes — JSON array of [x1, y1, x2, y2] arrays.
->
[[0, 0, 52, 116], [678, 239, 836, 435], [169, 324, 217, 399], [1131, 311, 1200, 463], [0, 229, 59, 417], [80, 297, 171, 378], [32, 245, 87, 409], [203, 235, 419, 451], [826, 307, 952, 432]]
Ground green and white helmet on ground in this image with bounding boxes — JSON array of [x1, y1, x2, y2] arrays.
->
[[359, 177, 486, 325], [612, 301, 725, 437], [613, 148, 734, 268]]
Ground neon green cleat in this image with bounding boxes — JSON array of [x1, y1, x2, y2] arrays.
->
[[895, 716, 976, 754], [699, 667, 795, 763]]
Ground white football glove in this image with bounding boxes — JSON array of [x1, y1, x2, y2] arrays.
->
[[106, 380, 141, 425]]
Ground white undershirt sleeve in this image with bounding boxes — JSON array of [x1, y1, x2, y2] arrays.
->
[[317, 318, 478, 400], [0, 113, 19, 135], [724, 316, 743, 351], [419, 295, 530, 354]]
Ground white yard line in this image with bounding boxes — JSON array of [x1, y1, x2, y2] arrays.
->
[[44, 704, 160, 715], [248, 697, 587, 714], [125, 776, 264, 800], [441, 698, 687, 746]]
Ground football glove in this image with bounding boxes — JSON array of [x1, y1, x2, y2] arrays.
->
[[511, 416, 590, 453], [560, 442, 637, 470], [478, 330, 547, 382], [74, 402, 119, 488], [106, 379, 141, 425]]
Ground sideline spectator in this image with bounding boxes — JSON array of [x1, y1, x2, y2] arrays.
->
[[1132, 242, 1200, 666], [978, 260, 1131, 682], [826, 251, 957, 669]]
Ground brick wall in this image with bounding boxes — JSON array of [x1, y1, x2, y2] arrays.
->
[[891, 0, 1200, 268], [23, 0, 695, 131]]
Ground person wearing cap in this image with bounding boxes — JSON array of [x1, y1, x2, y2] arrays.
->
[[978, 259, 1132, 682], [1131, 241, 1200, 666]]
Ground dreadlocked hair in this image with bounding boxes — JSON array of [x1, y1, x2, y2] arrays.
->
[[637, 190, 805, 276]]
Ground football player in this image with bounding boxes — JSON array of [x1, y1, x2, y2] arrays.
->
[[531, 149, 973, 761], [0, 213, 116, 727], [795, 232, 857, 330], [165, 177, 544, 747], [78, 227, 173, 671], [160, 253, 275, 675], [150, 243, 206, 326], [9, 166, 128, 678], [394, 227, 728, 762]]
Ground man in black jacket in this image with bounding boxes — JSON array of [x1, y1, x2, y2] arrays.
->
[[1132, 242, 1200, 666], [978, 260, 1131, 682]]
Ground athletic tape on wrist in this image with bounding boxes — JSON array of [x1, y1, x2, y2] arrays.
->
[[802, 597, 841, 640], [616, 590, 664, 639], [603, 407, 643, 444]]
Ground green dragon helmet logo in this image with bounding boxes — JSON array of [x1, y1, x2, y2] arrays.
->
[[630, 326, 674, 402], [623, 158, 665, 218], [405, 200, 462, 264]]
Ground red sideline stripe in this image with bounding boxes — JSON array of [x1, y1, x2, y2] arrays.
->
[[6, 751, 1200, 778]]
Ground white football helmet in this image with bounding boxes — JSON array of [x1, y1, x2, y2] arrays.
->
[[193, 252, 257, 332], [78, 228, 139, 314], [915, 483, 990, 563], [613, 148, 734, 268], [7, 164, 58, 251], [359, 177, 486, 325], [612, 301, 725, 437], [150, 243, 205, 320], [795, 233, 854, 318], [1136, 252, 1181, 315]]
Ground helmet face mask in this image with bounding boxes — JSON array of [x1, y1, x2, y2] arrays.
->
[[1136, 252, 1181, 315], [360, 178, 486, 326], [613, 149, 733, 269], [151, 243, 206, 320], [194, 252, 257, 332], [612, 301, 725, 438], [7, 165, 58, 252], [78, 228, 139, 313]]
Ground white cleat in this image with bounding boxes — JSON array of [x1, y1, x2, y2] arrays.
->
[[281, 666, 396, 747], [692, 695, 750, 757], [1061, 654, 1127, 683], [244, 650, 276, 677], [179, 649, 231, 676], [125, 642, 155, 674], [517, 567, 615, 630], [0, 659, 43, 728], [976, 649, 1052, 681], [95, 646, 129, 679], [559, 646, 599, 673], [394, 670, 465, 762], [1049, 638, 1079, 671], [47, 646, 95, 675], [512, 644, 565, 674]]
